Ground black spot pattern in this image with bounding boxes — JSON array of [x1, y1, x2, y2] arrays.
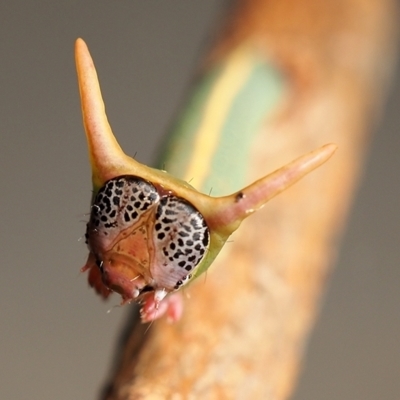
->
[[152, 196, 209, 288], [87, 176, 159, 249], [174, 273, 192, 290]]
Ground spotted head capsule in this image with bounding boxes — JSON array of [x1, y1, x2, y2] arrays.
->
[[82, 175, 210, 305]]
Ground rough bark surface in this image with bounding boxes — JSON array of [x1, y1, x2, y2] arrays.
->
[[103, 1, 397, 399]]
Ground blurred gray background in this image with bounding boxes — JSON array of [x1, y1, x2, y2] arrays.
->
[[1, 1, 399, 399]]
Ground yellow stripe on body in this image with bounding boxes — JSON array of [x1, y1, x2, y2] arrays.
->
[[183, 46, 255, 188]]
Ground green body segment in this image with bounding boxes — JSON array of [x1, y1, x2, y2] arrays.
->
[[158, 45, 286, 196]]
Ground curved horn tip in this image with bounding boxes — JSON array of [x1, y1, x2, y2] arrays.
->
[[316, 142, 338, 160], [205, 142, 338, 234]]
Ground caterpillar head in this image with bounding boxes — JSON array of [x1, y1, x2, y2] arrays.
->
[[83, 175, 209, 304], [76, 38, 336, 317]]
